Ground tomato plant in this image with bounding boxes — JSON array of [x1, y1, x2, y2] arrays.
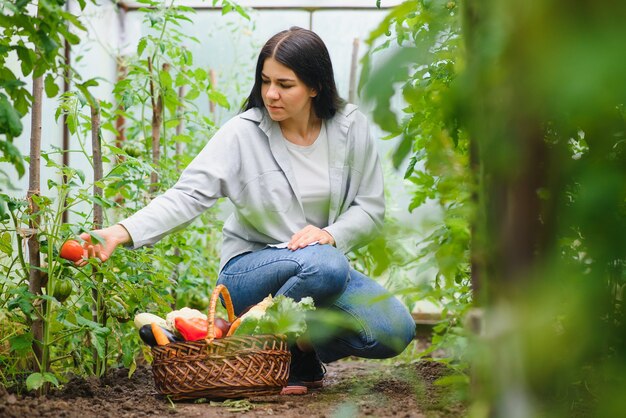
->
[[0, 0, 247, 394]]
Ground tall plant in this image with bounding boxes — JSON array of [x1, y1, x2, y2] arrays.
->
[[0, 0, 93, 392], [360, 0, 472, 367], [0, 0, 249, 393], [363, 0, 626, 415]]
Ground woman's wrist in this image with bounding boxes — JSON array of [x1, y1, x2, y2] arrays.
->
[[110, 224, 132, 246], [322, 229, 335, 246]]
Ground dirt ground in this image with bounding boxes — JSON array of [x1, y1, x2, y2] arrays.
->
[[0, 344, 466, 418]]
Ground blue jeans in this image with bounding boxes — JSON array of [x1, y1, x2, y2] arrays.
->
[[217, 244, 416, 363]]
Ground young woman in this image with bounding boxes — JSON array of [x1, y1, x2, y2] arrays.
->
[[79, 27, 416, 395]]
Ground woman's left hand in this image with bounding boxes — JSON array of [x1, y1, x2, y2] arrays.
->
[[288, 225, 335, 250]]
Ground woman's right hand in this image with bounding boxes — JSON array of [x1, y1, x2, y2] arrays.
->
[[75, 224, 131, 266]]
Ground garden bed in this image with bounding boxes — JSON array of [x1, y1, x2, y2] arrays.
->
[[0, 356, 466, 418]]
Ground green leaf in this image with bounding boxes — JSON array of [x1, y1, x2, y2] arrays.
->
[[26, 372, 58, 391], [9, 333, 33, 355], [159, 69, 173, 87], [75, 168, 85, 183], [43, 372, 59, 386], [194, 68, 207, 82], [26, 373, 44, 391], [90, 331, 107, 361], [362, 47, 430, 134], [208, 90, 230, 110], [15, 46, 34, 76], [76, 79, 99, 107], [128, 358, 137, 378], [76, 315, 110, 334], [185, 88, 200, 101], [0, 231, 12, 255], [392, 134, 413, 169], [0, 139, 25, 178], [44, 73, 59, 98], [35, 29, 59, 60], [0, 94, 24, 137], [7, 287, 36, 318], [137, 38, 148, 56]]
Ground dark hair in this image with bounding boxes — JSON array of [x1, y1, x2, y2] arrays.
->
[[241, 27, 345, 119]]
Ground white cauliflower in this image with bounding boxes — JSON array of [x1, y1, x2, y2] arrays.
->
[[165, 307, 207, 332]]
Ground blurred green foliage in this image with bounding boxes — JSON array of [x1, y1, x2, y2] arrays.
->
[[360, 0, 472, 372], [363, 0, 626, 416]]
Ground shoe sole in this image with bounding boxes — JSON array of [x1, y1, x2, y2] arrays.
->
[[280, 385, 308, 395], [302, 380, 324, 389]]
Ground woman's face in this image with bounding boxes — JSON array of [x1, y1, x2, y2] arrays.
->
[[261, 57, 317, 123]]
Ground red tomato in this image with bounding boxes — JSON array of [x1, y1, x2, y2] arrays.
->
[[60, 240, 84, 262]]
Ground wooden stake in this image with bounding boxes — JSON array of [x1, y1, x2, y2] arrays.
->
[[90, 102, 106, 376], [209, 68, 216, 116], [115, 59, 127, 162], [169, 81, 186, 309], [91, 102, 103, 229], [148, 58, 165, 194], [28, 74, 44, 369]]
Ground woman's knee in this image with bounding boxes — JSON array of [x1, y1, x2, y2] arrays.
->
[[372, 309, 416, 358], [302, 245, 350, 296], [352, 296, 416, 359], [312, 304, 416, 362]]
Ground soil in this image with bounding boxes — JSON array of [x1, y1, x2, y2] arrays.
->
[[0, 348, 466, 418]]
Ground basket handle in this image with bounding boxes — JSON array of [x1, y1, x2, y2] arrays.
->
[[206, 284, 236, 341]]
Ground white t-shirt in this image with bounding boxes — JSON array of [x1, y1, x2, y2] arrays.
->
[[283, 122, 331, 228]]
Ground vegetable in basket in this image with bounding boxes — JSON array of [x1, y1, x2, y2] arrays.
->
[[134, 313, 170, 331], [165, 307, 207, 331], [174, 316, 223, 341], [227, 294, 275, 336], [230, 295, 315, 338], [152, 323, 172, 346], [139, 324, 181, 346]]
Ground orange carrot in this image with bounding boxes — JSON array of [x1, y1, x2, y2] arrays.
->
[[151, 322, 170, 346]]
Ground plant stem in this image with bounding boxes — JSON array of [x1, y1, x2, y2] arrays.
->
[[9, 208, 29, 277]]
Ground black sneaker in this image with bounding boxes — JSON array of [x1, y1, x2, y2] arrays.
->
[[280, 345, 326, 395]]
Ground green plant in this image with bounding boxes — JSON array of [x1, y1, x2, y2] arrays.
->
[[363, 0, 626, 416], [360, 0, 471, 371], [0, 0, 248, 393]]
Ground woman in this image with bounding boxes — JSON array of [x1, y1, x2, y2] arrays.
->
[[79, 27, 416, 395]]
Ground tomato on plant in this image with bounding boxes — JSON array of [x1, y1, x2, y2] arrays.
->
[[53, 280, 73, 303], [60, 239, 83, 262], [108, 295, 131, 323], [123, 145, 142, 158]]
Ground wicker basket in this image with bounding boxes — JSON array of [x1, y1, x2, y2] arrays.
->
[[151, 285, 290, 400]]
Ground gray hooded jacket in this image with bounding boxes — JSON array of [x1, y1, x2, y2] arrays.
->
[[119, 104, 385, 271]]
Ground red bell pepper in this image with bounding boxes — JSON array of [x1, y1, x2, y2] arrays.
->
[[174, 317, 223, 341]]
